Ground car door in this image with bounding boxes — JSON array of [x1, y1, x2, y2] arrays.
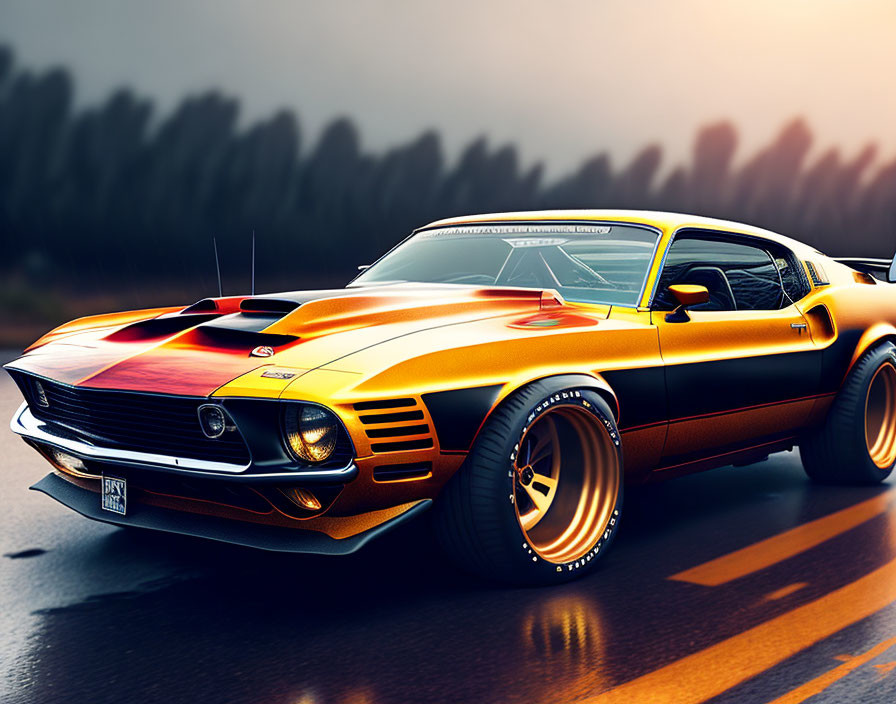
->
[[651, 231, 822, 466]]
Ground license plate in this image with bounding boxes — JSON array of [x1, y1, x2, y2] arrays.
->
[[101, 476, 127, 515]]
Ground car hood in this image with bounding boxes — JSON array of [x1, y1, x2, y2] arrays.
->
[[6, 284, 605, 397]]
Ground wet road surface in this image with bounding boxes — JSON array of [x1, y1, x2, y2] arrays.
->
[[2, 363, 896, 704]]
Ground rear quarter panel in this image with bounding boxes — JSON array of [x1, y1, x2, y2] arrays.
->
[[797, 260, 896, 394]]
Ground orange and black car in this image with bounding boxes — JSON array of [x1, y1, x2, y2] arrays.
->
[[7, 210, 896, 584]]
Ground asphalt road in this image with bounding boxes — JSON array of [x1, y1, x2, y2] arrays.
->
[[2, 358, 896, 704]]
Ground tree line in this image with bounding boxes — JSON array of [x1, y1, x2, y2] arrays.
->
[[1, 43, 894, 298]]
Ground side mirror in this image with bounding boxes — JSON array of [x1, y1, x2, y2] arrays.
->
[[665, 284, 709, 323]]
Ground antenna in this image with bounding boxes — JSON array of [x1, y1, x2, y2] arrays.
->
[[213, 237, 223, 297], [251, 230, 256, 296]]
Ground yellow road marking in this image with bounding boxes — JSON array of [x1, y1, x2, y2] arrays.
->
[[765, 635, 896, 704], [582, 556, 896, 703], [874, 660, 896, 678], [670, 491, 893, 586], [763, 582, 808, 602]]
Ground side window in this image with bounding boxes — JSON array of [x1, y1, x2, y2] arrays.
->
[[654, 236, 790, 311]]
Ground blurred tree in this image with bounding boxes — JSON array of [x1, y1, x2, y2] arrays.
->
[[732, 118, 813, 230], [0, 45, 13, 90], [1, 45, 895, 305], [688, 121, 737, 216], [611, 145, 662, 208], [541, 154, 612, 209]]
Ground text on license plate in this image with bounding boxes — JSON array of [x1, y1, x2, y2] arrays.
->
[[101, 476, 127, 515]]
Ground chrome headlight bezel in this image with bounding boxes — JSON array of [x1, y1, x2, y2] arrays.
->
[[197, 403, 232, 439]]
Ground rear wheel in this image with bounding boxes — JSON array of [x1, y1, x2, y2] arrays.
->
[[434, 379, 623, 585], [801, 341, 896, 484]]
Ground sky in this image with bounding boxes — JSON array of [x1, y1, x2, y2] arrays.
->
[[1, 0, 895, 177]]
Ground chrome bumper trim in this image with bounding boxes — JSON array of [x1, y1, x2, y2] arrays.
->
[[10, 402, 358, 483]]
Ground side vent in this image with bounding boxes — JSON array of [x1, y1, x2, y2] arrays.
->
[[805, 261, 829, 287], [805, 304, 836, 343], [373, 462, 433, 482], [352, 398, 435, 453], [353, 398, 416, 411], [359, 410, 424, 424]]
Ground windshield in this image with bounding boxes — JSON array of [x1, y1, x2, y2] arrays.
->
[[351, 223, 660, 306]]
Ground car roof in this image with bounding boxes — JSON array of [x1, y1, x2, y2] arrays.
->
[[421, 209, 819, 256]]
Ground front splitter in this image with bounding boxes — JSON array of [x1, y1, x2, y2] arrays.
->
[[30, 472, 431, 556]]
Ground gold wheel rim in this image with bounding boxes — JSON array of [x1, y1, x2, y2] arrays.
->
[[865, 362, 896, 469], [514, 405, 620, 564]]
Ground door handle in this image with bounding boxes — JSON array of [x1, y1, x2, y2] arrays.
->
[[791, 322, 807, 334]]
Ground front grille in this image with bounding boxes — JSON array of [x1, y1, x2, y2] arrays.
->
[[352, 398, 435, 454], [12, 372, 250, 465]]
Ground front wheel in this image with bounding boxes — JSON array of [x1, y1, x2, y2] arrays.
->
[[434, 379, 623, 585], [801, 341, 896, 484]]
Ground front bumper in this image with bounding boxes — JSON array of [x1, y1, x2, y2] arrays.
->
[[12, 400, 435, 551], [10, 402, 358, 484], [31, 472, 431, 555]]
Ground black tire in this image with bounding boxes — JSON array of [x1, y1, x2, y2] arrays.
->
[[800, 341, 896, 484], [433, 377, 623, 585]]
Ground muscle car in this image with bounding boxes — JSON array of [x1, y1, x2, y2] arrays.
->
[[7, 210, 896, 584]]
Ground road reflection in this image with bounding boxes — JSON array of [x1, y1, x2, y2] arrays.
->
[[7, 450, 896, 704], [521, 594, 609, 702], [9, 521, 608, 703]]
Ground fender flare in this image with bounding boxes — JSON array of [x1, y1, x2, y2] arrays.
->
[[492, 372, 620, 423], [849, 323, 896, 370], [532, 372, 620, 422], [426, 373, 621, 454]]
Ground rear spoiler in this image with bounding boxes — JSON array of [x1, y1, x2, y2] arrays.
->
[[834, 254, 896, 283]]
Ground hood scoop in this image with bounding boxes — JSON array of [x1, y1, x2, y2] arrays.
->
[[104, 313, 222, 342], [199, 297, 303, 336], [239, 297, 302, 314], [184, 325, 296, 350]]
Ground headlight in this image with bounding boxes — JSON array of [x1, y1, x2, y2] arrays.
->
[[284, 405, 339, 463]]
